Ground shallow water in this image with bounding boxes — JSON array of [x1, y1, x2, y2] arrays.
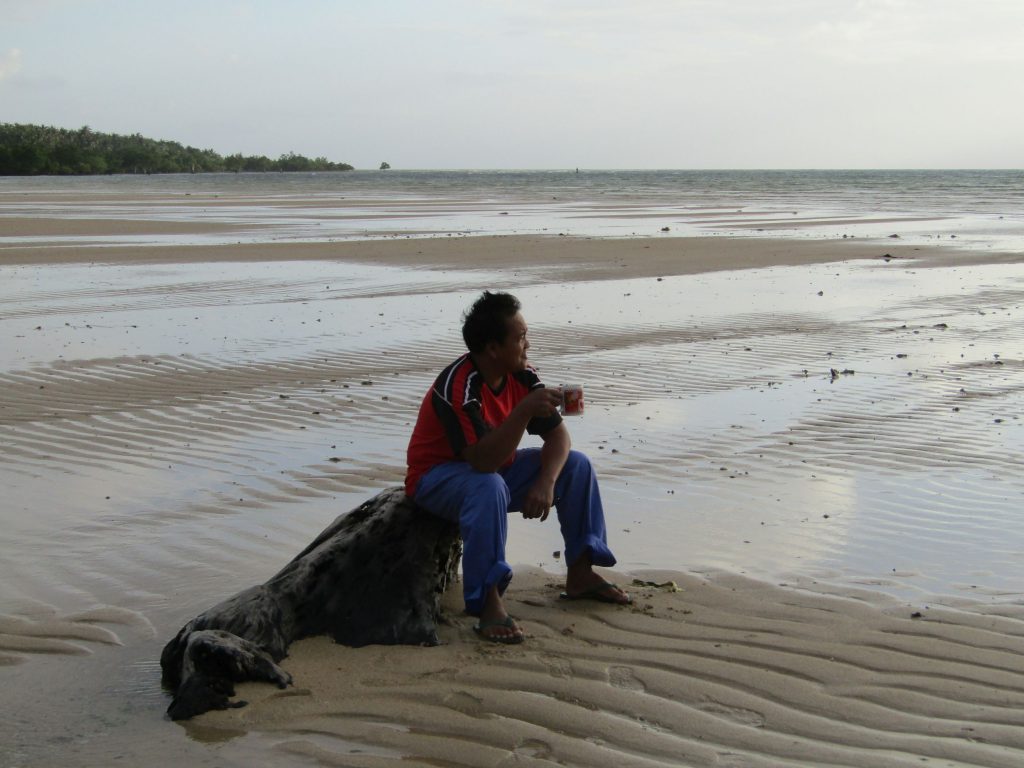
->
[[3, 169, 1024, 253], [2, 258, 1022, 595], [1, 249, 1023, 765]]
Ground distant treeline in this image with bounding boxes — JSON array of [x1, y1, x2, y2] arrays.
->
[[0, 123, 355, 175]]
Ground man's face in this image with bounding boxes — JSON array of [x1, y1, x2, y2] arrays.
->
[[491, 312, 530, 374]]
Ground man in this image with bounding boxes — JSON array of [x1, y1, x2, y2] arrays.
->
[[405, 291, 630, 644]]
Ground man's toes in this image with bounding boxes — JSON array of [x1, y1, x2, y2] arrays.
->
[[474, 616, 524, 644]]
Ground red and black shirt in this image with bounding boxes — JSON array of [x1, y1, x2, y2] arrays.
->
[[405, 353, 562, 496]]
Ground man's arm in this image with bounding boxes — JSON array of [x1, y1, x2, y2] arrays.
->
[[461, 387, 562, 473], [521, 421, 571, 522]]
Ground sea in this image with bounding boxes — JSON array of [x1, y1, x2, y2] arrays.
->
[[3, 168, 1024, 251]]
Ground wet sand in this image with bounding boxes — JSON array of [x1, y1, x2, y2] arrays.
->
[[2, 210, 1024, 766], [197, 569, 1024, 768]]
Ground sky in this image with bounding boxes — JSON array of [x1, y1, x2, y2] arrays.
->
[[2, 0, 1023, 169]]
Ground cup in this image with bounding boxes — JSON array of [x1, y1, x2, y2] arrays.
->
[[559, 384, 584, 416]]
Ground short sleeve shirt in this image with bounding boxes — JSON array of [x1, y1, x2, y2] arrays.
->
[[405, 353, 562, 496]]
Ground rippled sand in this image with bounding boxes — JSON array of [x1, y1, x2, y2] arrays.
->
[[1, 216, 1023, 766], [195, 569, 1024, 768]]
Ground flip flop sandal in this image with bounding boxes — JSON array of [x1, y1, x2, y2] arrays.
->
[[559, 580, 633, 605], [473, 615, 525, 644]]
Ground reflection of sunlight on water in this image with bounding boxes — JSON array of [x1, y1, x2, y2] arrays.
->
[[842, 470, 1024, 595], [600, 471, 859, 576], [511, 380, 860, 582]]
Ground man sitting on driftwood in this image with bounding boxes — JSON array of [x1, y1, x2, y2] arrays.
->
[[159, 290, 631, 719], [405, 291, 631, 644]]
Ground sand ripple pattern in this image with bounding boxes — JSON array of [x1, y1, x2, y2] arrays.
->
[[201, 574, 1024, 767], [0, 604, 154, 665]]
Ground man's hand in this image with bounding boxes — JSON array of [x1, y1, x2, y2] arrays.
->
[[516, 387, 562, 419], [522, 421, 572, 522], [521, 478, 555, 521]]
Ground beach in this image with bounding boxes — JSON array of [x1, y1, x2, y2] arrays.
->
[[2, 178, 1024, 767]]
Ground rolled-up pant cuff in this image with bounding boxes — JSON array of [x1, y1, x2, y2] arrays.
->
[[464, 561, 513, 617], [566, 535, 616, 570]]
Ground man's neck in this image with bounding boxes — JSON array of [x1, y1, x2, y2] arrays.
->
[[470, 353, 506, 391]]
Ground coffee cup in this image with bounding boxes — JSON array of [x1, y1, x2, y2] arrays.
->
[[559, 384, 584, 416]]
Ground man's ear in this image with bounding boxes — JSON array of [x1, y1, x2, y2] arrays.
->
[[482, 340, 499, 360]]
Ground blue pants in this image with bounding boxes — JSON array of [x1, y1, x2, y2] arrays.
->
[[413, 448, 616, 616]]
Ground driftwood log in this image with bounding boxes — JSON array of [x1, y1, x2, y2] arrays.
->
[[160, 487, 461, 720]]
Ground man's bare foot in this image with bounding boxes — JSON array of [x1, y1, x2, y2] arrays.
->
[[474, 615, 524, 644], [475, 586, 524, 643], [563, 556, 631, 605]]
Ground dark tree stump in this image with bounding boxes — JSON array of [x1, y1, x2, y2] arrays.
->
[[160, 487, 461, 720]]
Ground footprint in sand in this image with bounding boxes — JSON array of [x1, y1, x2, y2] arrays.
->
[[608, 665, 646, 692], [541, 654, 573, 679], [443, 691, 486, 717], [699, 700, 766, 728], [512, 739, 553, 760]]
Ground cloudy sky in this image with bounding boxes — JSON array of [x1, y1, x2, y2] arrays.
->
[[3, 0, 1022, 169]]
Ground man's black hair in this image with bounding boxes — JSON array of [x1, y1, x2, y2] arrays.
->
[[462, 291, 521, 354]]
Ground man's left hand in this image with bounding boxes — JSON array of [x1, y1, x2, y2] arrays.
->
[[521, 480, 555, 521]]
